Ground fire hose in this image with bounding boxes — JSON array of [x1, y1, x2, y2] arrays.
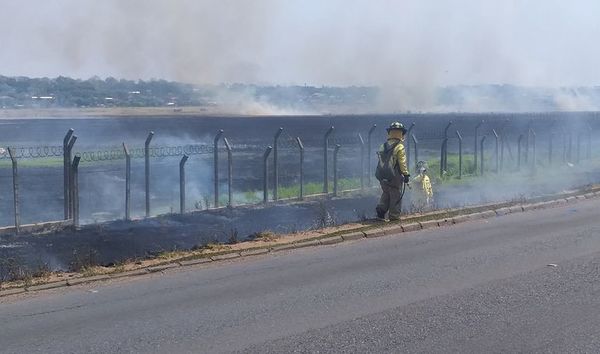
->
[[395, 181, 409, 209]]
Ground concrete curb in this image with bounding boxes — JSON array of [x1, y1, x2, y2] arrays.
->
[[210, 252, 241, 261], [0, 287, 25, 296], [1, 186, 598, 298], [480, 210, 497, 219], [382, 225, 404, 235], [320, 236, 343, 245], [26, 281, 68, 292], [273, 240, 320, 252], [401, 223, 421, 232], [239, 248, 270, 257], [341, 231, 366, 241], [109, 269, 150, 279], [419, 220, 439, 229], [566, 196, 577, 203], [66, 275, 110, 286], [364, 228, 386, 238], [147, 263, 180, 273], [495, 207, 511, 216]]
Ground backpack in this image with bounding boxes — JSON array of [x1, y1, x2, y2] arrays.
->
[[375, 141, 400, 182]]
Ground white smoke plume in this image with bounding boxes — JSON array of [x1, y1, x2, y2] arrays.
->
[[2, 0, 600, 112]]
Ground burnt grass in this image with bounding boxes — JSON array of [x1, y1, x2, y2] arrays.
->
[[3, 164, 600, 276], [0, 194, 379, 273]]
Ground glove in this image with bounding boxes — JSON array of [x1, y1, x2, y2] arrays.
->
[[403, 174, 410, 184]]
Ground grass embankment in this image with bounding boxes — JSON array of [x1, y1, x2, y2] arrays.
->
[[0, 157, 63, 168], [242, 178, 363, 203]]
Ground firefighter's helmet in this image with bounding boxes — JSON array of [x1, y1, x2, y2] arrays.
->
[[386, 121, 407, 134]]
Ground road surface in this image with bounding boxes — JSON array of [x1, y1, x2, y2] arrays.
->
[[2, 198, 600, 353]]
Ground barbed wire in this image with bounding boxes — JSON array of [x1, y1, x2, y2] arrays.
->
[[0, 133, 465, 162], [0, 145, 64, 159], [0, 144, 215, 161], [76, 144, 217, 162]]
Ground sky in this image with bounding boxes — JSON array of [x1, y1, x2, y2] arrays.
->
[[1, 0, 600, 88]]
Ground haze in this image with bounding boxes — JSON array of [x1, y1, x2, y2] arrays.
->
[[1, 0, 599, 88]]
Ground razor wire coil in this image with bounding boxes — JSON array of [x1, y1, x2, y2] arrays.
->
[[0, 145, 64, 159], [76, 144, 216, 161], [1, 134, 439, 161]]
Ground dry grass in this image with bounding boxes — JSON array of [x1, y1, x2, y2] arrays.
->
[[250, 230, 279, 242]]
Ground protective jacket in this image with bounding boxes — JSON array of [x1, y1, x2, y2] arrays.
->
[[378, 138, 409, 184], [413, 174, 433, 198]]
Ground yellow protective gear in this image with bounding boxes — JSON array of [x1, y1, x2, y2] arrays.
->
[[411, 173, 433, 210], [413, 174, 433, 198], [379, 135, 409, 178], [376, 133, 409, 220]]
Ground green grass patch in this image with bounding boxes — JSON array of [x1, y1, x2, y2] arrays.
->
[[0, 157, 63, 168]]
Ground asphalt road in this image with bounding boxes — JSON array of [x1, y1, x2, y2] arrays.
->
[[2, 198, 600, 353]]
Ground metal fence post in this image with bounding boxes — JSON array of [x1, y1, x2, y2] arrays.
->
[[480, 136, 486, 176], [263, 146, 273, 204], [500, 135, 505, 171], [144, 131, 154, 217], [273, 127, 283, 201], [179, 155, 189, 214], [67, 136, 77, 219], [406, 122, 415, 172], [323, 126, 334, 194], [71, 155, 81, 228], [63, 128, 74, 220], [474, 120, 483, 172], [525, 128, 530, 164], [296, 137, 304, 200], [517, 134, 523, 171], [333, 144, 341, 197], [411, 134, 419, 168], [7, 147, 20, 233], [443, 121, 452, 171], [492, 129, 499, 173], [123, 143, 131, 220], [213, 129, 224, 208], [499, 119, 509, 171], [223, 137, 233, 207], [367, 124, 376, 186], [456, 131, 463, 179], [358, 133, 365, 190], [440, 138, 448, 177]]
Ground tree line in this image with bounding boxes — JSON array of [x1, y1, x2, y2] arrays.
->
[[0, 76, 377, 110]]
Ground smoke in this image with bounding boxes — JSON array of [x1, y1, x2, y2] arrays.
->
[[2, 1, 600, 112], [207, 85, 313, 115]]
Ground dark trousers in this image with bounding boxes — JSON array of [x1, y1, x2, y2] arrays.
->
[[376, 181, 402, 220]]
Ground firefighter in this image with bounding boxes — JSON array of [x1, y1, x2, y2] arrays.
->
[[375, 122, 410, 221], [411, 161, 434, 210]]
